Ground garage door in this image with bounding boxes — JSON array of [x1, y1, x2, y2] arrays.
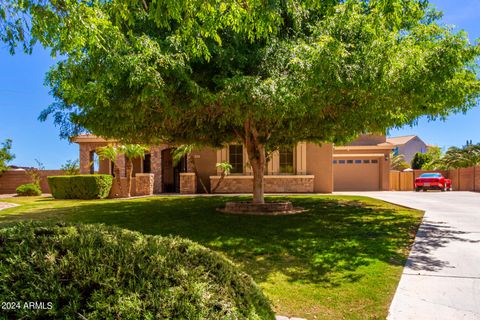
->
[[334, 158, 380, 191]]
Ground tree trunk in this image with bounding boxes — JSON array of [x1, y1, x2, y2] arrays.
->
[[126, 159, 133, 197], [250, 157, 265, 204], [211, 171, 227, 193], [113, 165, 122, 196], [244, 131, 266, 204]]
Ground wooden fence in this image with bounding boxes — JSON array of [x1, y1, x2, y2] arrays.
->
[[390, 166, 480, 192], [0, 169, 64, 194]]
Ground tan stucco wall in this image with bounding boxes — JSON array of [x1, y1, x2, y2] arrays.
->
[[132, 157, 142, 175], [191, 148, 217, 193], [334, 147, 391, 191], [305, 143, 333, 193]]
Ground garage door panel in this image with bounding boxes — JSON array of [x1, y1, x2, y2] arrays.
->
[[334, 161, 380, 191]]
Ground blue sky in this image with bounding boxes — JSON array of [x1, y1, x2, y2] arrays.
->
[[0, 0, 479, 169]]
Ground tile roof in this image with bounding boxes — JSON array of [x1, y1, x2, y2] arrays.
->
[[386, 135, 417, 145]]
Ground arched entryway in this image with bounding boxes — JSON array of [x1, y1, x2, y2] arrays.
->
[[161, 148, 187, 193]]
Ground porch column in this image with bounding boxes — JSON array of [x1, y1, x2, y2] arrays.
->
[[79, 144, 91, 174], [150, 145, 169, 193]]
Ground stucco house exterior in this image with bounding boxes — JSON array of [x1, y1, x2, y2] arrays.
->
[[387, 135, 430, 164], [72, 133, 393, 194]]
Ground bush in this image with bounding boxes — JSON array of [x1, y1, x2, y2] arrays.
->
[[15, 183, 41, 196], [48, 175, 113, 199], [0, 223, 274, 319]]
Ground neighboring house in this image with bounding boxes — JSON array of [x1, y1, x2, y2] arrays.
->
[[386, 135, 429, 164], [72, 133, 393, 194]]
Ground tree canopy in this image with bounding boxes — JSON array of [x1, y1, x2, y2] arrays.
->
[[435, 144, 480, 169], [1, 0, 479, 202], [0, 139, 15, 174]]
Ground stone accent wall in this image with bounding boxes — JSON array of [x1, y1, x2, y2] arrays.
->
[[180, 173, 197, 194], [150, 145, 169, 194], [108, 178, 130, 198], [109, 174, 155, 198], [0, 169, 64, 194], [210, 175, 314, 193], [79, 142, 110, 174], [135, 174, 154, 196]]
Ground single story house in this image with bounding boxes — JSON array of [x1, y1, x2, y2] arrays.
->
[[72, 133, 393, 194], [387, 135, 430, 164]]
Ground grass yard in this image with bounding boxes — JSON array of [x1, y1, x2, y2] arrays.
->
[[0, 195, 422, 319]]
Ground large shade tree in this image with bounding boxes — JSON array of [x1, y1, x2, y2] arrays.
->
[[1, 0, 479, 203]]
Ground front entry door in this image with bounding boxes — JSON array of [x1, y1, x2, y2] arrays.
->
[[161, 148, 187, 193]]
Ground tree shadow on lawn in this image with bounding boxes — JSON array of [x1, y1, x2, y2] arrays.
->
[[0, 196, 422, 287]]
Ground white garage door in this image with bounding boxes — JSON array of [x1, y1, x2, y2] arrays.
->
[[333, 158, 380, 191]]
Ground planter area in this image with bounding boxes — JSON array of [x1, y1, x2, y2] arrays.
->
[[218, 201, 307, 215]]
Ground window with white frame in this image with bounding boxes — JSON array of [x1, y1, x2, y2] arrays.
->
[[279, 147, 295, 174], [229, 145, 243, 174]]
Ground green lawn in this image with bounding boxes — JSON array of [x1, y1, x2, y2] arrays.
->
[[0, 195, 422, 319]]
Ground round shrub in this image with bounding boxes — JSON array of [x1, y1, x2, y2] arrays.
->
[[15, 183, 42, 196], [48, 174, 113, 199], [0, 223, 274, 319]]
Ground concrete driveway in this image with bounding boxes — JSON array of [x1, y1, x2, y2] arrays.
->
[[338, 191, 480, 319]]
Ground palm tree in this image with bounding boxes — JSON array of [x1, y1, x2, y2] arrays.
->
[[97, 144, 121, 193], [437, 145, 480, 169], [435, 144, 480, 169], [390, 153, 409, 171], [211, 162, 233, 193], [120, 144, 149, 197]]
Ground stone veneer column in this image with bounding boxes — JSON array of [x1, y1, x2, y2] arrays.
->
[[78, 142, 110, 174], [79, 144, 92, 174], [134, 173, 154, 196], [115, 153, 126, 177], [150, 145, 170, 194], [180, 173, 197, 194], [150, 146, 162, 193]]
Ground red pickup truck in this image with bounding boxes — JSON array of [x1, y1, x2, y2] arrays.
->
[[415, 173, 452, 192]]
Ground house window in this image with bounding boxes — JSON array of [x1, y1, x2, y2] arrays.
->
[[229, 145, 243, 174], [355, 160, 362, 164], [279, 147, 295, 174], [363, 160, 370, 164], [339, 160, 346, 164], [347, 160, 353, 164], [333, 160, 337, 164], [143, 154, 151, 173], [372, 159, 379, 164]]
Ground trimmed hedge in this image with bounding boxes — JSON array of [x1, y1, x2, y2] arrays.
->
[[48, 175, 113, 199], [15, 183, 42, 196], [0, 223, 274, 319]]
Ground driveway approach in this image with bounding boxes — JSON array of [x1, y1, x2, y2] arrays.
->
[[338, 192, 480, 320]]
